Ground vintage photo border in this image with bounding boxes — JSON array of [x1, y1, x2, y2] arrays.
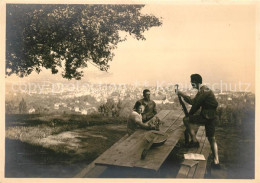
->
[[0, 0, 259, 182]]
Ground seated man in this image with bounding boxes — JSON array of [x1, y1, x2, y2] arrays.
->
[[134, 89, 157, 123], [127, 101, 157, 135], [177, 74, 220, 169]]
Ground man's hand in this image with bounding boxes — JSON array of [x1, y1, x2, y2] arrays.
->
[[148, 123, 156, 130], [150, 124, 159, 131], [155, 124, 160, 131], [177, 91, 184, 97]]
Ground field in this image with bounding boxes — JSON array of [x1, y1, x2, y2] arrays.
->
[[5, 111, 255, 178]]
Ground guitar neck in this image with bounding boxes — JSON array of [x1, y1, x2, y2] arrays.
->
[[178, 95, 189, 117]]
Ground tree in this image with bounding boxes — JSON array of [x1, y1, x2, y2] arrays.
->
[[6, 4, 162, 80], [19, 98, 27, 114], [6, 100, 15, 114]]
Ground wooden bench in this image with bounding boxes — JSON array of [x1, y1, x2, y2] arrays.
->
[[74, 134, 129, 178], [176, 126, 211, 178], [75, 109, 186, 178]]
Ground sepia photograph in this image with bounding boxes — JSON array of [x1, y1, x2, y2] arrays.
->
[[0, 0, 259, 182]]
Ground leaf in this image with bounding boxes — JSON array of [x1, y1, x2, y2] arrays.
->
[[6, 4, 162, 80]]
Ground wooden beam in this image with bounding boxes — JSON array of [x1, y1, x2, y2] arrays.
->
[[176, 126, 206, 178], [83, 165, 107, 178], [74, 134, 129, 178], [160, 110, 183, 133], [134, 119, 185, 170], [176, 124, 212, 179], [156, 110, 172, 121], [95, 110, 185, 171], [193, 138, 211, 178], [187, 130, 207, 178]]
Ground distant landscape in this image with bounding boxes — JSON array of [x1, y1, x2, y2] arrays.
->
[[5, 82, 255, 178]]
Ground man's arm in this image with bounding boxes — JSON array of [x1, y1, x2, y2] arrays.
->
[[153, 101, 157, 115], [134, 115, 155, 130], [142, 101, 157, 122], [133, 100, 140, 110], [142, 112, 155, 123], [178, 91, 194, 105], [189, 90, 210, 115]]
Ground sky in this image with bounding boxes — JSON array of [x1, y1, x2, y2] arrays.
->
[[5, 3, 257, 92]]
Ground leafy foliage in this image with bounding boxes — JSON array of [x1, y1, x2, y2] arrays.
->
[[6, 4, 162, 79]]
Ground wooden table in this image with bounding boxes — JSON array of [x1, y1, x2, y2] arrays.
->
[[95, 109, 185, 172]]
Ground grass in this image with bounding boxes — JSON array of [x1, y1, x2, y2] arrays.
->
[[6, 113, 127, 128], [6, 125, 56, 141], [5, 110, 255, 178], [6, 113, 127, 155]]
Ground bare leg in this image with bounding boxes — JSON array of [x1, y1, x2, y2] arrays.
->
[[208, 137, 219, 164], [183, 117, 198, 142]]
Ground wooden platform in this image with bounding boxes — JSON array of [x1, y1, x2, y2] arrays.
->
[[75, 109, 185, 178], [176, 126, 211, 178], [74, 134, 129, 178]]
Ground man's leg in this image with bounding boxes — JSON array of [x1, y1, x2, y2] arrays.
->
[[205, 118, 220, 167], [208, 137, 220, 164], [184, 129, 190, 144], [183, 117, 198, 143]]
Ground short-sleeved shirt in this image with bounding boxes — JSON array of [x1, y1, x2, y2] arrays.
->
[[182, 85, 218, 119], [135, 99, 157, 122], [127, 111, 143, 135]]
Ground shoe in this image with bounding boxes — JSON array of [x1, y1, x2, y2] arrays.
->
[[188, 141, 200, 148], [184, 142, 190, 148], [211, 162, 221, 169]]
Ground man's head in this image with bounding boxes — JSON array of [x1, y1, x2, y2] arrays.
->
[[143, 89, 151, 101], [190, 74, 202, 89]]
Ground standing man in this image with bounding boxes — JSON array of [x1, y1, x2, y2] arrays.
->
[[134, 89, 157, 123], [177, 74, 220, 169]]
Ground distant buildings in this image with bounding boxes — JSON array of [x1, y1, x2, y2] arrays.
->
[[61, 103, 67, 107], [153, 94, 174, 105], [81, 109, 88, 115], [5, 82, 255, 116], [75, 107, 80, 112], [28, 108, 35, 114], [54, 103, 59, 110], [154, 100, 163, 104]]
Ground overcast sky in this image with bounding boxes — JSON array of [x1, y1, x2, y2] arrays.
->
[[5, 3, 256, 92]]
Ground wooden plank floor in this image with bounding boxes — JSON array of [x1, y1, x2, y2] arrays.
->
[[176, 126, 211, 179], [95, 109, 184, 171]]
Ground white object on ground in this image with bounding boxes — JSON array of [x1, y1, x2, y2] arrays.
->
[[184, 153, 206, 160], [181, 159, 199, 167]]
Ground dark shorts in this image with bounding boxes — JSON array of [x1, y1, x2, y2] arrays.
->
[[188, 115, 217, 137]]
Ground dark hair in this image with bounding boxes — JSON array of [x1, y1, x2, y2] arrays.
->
[[143, 89, 150, 96], [133, 101, 142, 111], [190, 74, 202, 84]]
